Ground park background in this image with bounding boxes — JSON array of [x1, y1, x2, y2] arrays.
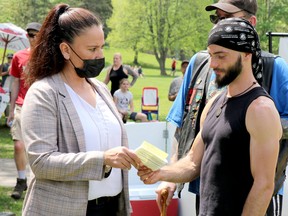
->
[[1, 0, 288, 214]]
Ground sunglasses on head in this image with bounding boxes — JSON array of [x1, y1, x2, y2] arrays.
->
[[27, 33, 37, 38]]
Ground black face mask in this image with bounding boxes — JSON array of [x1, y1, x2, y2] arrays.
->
[[68, 44, 105, 78]]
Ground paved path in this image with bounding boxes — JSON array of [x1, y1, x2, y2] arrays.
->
[[0, 159, 31, 187]]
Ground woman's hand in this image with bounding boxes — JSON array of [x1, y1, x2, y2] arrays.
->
[[104, 147, 141, 170]]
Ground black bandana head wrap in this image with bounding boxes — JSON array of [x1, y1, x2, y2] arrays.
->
[[207, 18, 262, 84]]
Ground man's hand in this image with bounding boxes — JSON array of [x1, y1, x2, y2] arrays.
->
[[156, 182, 176, 212], [137, 165, 161, 184], [6, 112, 14, 126]]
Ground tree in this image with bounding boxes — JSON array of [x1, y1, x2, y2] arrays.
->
[[0, 0, 112, 39], [74, 0, 113, 39], [106, 0, 145, 65], [107, 0, 211, 75], [256, 0, 288, 53]]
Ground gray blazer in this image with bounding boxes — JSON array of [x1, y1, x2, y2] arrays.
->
[[21, 73, 131, 215]]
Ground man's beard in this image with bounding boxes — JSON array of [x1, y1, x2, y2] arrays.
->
[[215, 55, 242, 88]]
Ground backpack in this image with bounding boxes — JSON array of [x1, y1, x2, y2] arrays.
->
[[177, 51, 211, 159], [177, 50, 288, 196], [261, 51, 288, 195]]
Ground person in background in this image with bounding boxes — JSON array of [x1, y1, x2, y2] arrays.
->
[[168, 60, 189, 101], [114, 78, 148, 123], [0, 53, 13, 121], [137, 65, 144, 78], [20, 4, 141, 216], [104, 53, 138, 96], [7, 22, 41, 200], [138, 18, 282, 215], [170, 57, 177, 76], [0, 53, 13, 88], [160, 1, 288, 215]]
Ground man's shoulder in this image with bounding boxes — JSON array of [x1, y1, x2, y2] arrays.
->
[[13, 49, 30, 61], [15, 48, 29, 56], [171, 76, 183, 85]]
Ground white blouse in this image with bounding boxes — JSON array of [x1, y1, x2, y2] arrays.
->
[[65, 83, 122, 200]]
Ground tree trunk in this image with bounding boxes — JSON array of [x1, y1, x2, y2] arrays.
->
[[154, 48, 168, 76], [159, 57, 167, 76], [133, 50, 139, 65]]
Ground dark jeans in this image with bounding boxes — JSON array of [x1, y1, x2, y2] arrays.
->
[[86, 194, 119, 216]]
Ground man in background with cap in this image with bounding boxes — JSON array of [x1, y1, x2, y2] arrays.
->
[[168, 60, 189, 101], [139, 17, 282, 215], [157, 0, 288, 215], [7, 22, 42, 200]]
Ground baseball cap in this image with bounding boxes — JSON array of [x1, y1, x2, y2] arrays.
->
[[205, 0, 257, 15], [181, 60, 189, 67], [26, 22, 42, 32], [7, 53, 13, 58]]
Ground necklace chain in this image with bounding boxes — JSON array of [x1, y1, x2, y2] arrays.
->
[[216, 81, 256, 118]]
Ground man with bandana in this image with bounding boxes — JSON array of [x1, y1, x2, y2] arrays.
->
[[138, 18, 282, 215], [158, 0, 288, 215]]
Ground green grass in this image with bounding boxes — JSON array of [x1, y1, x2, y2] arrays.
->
[[0, 186, 23, 216], [0, 117, 14, 159], [0, 47, 180, 214], [0, 118, 20, 215]]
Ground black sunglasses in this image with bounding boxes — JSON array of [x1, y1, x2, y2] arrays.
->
[[209, 15, 228, 24], [27, 33, 37, 38], [209, 14, 246, 24]]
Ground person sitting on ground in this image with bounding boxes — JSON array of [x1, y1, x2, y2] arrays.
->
[[114, 78, 148, 123]]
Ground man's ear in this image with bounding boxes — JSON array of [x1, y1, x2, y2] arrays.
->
[[243, 52, 252, 61], [59, 42, 70, 60], [248, 15, 257, 27]]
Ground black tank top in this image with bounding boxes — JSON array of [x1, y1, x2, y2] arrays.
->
[[109, 65, 128, 95], [200, 87, 270, 216]]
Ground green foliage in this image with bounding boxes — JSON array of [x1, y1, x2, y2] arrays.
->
[[107, 0, 213, 75], [0, 0, 112, 38], [1, 0, 288, 56], [255, 0, 288, 53]]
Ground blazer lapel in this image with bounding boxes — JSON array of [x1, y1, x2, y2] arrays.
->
[[52, 73, 86, 152]]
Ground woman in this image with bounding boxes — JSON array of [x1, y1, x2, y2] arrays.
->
[[104, 53, 138, 96], [21, 4, 140, 216]]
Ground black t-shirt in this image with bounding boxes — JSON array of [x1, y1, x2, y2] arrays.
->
[[109, 65, 128, 95], [200, 87, 269, 216]]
